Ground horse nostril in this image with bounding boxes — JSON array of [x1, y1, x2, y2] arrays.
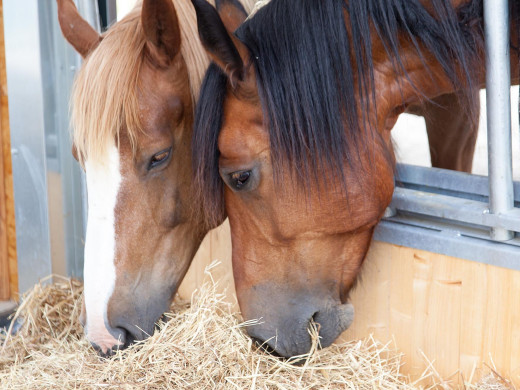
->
[[96, 345, 115, 358], [251, 337, 284, 358], [118, 327, 141, 349], [88, 326, 128, 357], [309, 311, 322, 333], [122, 329, 139, 350], [92, 341, 121, 358]]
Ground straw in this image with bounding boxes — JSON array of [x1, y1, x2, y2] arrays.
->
[[0, 263, 511, 389]]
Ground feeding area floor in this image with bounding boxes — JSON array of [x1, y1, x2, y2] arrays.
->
[[0, 264, 512, 389]]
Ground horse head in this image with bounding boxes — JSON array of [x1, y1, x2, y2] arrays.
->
[[58, 0, 212, 355], [193, 0, 482, 357]]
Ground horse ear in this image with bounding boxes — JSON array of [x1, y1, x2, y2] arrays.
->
[[216, 0, 248, 34], [192, 0, 246, 86], [56, 0, 102, 58], [142, 0, 181, 66]]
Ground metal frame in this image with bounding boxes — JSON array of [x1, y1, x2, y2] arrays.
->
[[4, 0, 53, 292], [377, 0, 520, 267], [98, 0, 117, 30], [375, 165, 520, 266], [484, 0, 515, 241], [44, 1, 92, 279], [4, 0, 102, 292]]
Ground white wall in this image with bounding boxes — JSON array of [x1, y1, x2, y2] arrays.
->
[[116, 0, 137, 20], [393, 87, 520, 180]]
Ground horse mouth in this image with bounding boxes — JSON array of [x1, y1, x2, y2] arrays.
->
[[251, 336, 285, 358]]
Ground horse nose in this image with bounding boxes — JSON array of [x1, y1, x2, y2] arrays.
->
[[89, 321, 153, 356], [312, 303, 354, 347], [87, 326, 127, 357], [109, 318, 155, 348], [83, 282, 171, 356], [246, 302, 355, 358]]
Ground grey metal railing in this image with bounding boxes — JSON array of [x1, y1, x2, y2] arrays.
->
[[484, 0, 515, 241], [377, 0, 520, 267], [4, 0, 104, 292]]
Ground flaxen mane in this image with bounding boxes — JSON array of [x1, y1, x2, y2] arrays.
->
[[70, 0, 213, 164]]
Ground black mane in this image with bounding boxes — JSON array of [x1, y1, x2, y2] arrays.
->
[[194, 0, 484, 227]]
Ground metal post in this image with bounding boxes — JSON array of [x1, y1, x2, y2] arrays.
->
[[106, 0, 118, 26], [4, 0, 53, 292], [484, 0, 515, 241], [77, 0, 102, 32], [98, 0, 118, 29]]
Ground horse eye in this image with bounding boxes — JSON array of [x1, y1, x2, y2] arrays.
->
[[229, 170, 251, 190], [149, 148, 172, 169]]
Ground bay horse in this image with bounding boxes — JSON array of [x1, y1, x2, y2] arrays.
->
[[191, 0, 508, 357], [57, 0, 254, 355]]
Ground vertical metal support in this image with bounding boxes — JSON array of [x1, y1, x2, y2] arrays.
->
[[75, 0, 101, 239], [4, 0, 100, 291], [77, 0, 101, 32], [4, 0, 53, 292], [47, 1, 90, 279], [98, 0, 118, 29], [484, 0, 515, 241], [106, 0, 118, 26]]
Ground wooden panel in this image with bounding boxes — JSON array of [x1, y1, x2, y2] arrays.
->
[[458, 259, 486, 381], [425, 256, 462, 382], [179, 220, 236, 308], [481, 266, 513, 378], [410, 251, 433, 380], [346, 242, 520, 386], [389, 246, 414, 372], [341, 243, 392, 343], [509, 271, 520, 380], [0, 0, 15, 300], [182, 222, 520, 386]]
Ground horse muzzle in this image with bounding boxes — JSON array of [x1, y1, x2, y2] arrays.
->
[[242, 289, 355, 358]]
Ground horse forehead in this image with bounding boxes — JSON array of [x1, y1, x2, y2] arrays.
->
[[133, 67, 188, 144], [140, 54, 189, 89], [137, 93, 183, 135], [138, 61, 189, 114], [218, 95, 267, 160]]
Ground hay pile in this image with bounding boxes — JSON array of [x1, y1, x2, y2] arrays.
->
[[0, 264, 509, 389]]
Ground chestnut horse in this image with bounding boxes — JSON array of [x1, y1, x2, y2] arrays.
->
[[57, 0, 254, 354], [191, 0, 503, 357]]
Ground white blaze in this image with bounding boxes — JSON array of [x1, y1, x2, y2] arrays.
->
[[83, 143, 122, 353]]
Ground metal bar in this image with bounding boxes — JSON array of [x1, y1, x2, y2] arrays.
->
[[96, 0, 116, 30], [390, 187, 520, 232], [396, 164, 520, 203], [4, 0, 53, 292], [374, 221, 520, 271], [48, 1, 89, 279], [77, 0, 101, 32], [75, 0, 101, 238], [104, 0, 118, 28], [484, 0, 515, 240], [386, 213, 500, 243]]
